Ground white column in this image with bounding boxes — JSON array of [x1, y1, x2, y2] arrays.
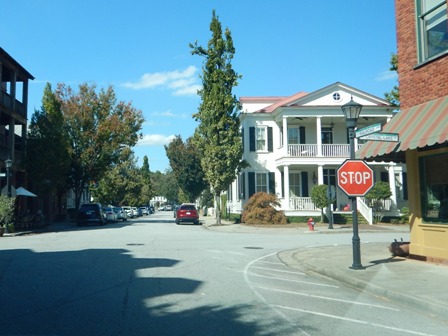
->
[[316, 116, 322, 156], [317, 165, 324, 184], [388, 164, 397, 209], [284, 165, 290, 209], [282, 117, 288, 156]]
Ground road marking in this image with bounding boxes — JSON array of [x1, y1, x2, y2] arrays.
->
[[248, 273, 339, 288], [274, 305, 437, 336], [250, 266, 306, 275], [254, 286, 399, 311]]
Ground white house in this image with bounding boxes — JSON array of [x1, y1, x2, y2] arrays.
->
[[227, 82, 407, 223]]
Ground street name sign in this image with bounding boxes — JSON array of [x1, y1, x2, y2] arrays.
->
[[337, 160, 374, 197], [360, 132, 399, 142], [355, 123, 382, 138]]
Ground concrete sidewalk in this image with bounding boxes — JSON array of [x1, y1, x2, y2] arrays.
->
[[203, 218, 448, 323]]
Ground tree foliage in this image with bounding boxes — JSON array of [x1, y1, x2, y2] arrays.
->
[[311, 184, 330, 223], [165, 135, 207, 202], [49, 82, 144, 211], [26, 83, 71, 196], [241, 192, 287, 225], [384, 52, 400, 110], [190, 10, 246, 224]]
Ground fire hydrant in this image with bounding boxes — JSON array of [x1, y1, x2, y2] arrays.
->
[[307, 217, 315, 231]]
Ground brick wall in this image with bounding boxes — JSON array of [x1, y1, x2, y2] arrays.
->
[[396, 0, 448, 109]]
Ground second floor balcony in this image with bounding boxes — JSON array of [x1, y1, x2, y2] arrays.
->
[[0, 91, 27, 120], [287, 144, 363, 158]]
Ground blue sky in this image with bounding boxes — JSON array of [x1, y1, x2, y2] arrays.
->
[[1, 0, 397, 172]]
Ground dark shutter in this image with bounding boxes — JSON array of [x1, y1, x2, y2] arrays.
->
[[268, 127, 273, 152], [299, 126, 306, 144], [301, 172, 309, 197], [269, 172, 275, 194], [403, 172, 408, 200], [248, 172, 255, 198], [249, 127, 255, 152], [241, 128, 245, 151], [380, 172, 389, 182]]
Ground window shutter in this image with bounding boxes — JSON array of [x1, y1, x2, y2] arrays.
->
[[281, 172, 284, 197], [269, 172, 275, 194], [249, 127, 255, 152], [380, 172, 389, 182], [268, 127, 273, 152], [248, 172, 255, 198], [299, 126, 306, 144], [241, 128, 245, 151], [403, 172, 408, 200], [301, 172, 309, 197]]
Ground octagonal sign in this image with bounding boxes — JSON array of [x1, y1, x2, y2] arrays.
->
[[337, 159, 374, 197]]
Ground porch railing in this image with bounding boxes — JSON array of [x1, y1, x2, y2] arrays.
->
[[287, 144, 362, 157], [290, 197, 317, 211]]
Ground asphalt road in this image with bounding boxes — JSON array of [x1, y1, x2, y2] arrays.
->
[[0, 211, 446, 336]]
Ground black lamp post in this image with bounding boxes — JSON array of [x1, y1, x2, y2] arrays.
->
[[5, 159, 13, 234], [341, 97, 364, 270]]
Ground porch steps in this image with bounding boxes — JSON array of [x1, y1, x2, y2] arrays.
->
[[332, 212, 369, 225]]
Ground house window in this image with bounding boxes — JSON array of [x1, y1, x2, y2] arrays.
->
[[420, 153, 448, 223], [256, 127, 267, 151], [256, 173, 268, 193], [416, 0, 448, 62], [289, 173, 301, 197], [321, 127, 333, 144], [288, 128, 299, 144]]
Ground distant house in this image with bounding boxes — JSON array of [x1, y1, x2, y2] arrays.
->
[[359, 0, 448, 263], [227, 82, 407, 223]]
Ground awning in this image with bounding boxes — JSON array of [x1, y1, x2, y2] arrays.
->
[[357, 96, 448, 160]]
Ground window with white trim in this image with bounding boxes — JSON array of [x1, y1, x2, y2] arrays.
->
[[256, 127, 267, 151], [416, 0, 448, 62], [289, 173, 301, 197], [256, 173, 268, 193], [288, 128, 299, 145]]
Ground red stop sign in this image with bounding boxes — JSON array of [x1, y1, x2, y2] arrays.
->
[[337, 160, 374, 196]]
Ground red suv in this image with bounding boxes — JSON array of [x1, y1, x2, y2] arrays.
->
[[175, 203, 200, 225]]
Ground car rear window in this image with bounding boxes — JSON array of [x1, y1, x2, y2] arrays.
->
[[180, 205, 196, 211], [81, 204, 99, 211]]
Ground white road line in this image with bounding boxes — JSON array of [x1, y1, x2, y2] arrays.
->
[[248, 273, 339, 288], [274, 305, 438, 336], [254, 286, 399, 311], [257, 260, 284, 265], [244, 252, 312, 336], [250, 266, 306, 275]]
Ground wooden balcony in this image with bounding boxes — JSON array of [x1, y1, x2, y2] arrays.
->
[[0, 91, 27, 120]]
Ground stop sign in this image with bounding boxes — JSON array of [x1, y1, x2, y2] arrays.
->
[[337, 160, 374, 197]]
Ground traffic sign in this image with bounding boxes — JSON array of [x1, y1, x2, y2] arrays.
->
[[355, 123, 382, 138], [337, 160, 374, 197], [360, 132, 399, 142]]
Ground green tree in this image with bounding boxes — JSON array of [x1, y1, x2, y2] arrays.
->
[[190, 10, 246, 225], [365, 181, 393, 223], [384, 52, 400, 110], [165, 135, 207, 202], [55, 83, 144, 211], [140, 155, 154, 206], [159, 169, 180, 205], [311, 184, 330, 223], [26, 83, 71, 202]]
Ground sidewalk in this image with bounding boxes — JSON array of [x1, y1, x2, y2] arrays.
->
[[203, 218, 448, 322]]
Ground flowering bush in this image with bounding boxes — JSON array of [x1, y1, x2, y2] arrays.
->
[[242, 192, 287, 225]]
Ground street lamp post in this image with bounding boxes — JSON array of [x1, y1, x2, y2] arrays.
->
[[5, 159, 13, 234], [341, 97, 364, 270]]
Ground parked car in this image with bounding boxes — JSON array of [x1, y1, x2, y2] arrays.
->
[[175, 203, 200, 225], [132, 207, 141, 217], [103, 206, 117, 222], [122, 206, 134, 218], [165, 204, 173, 211], [139, 207, 148, 215], [113, 207, 127, 221], [173, 205, 180, 218], [77, 203, 105, 226]]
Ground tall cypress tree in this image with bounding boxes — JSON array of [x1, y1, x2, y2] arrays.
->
[[190, 10, 246, 224]]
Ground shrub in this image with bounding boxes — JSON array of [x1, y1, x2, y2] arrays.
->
[[242, 192, 287, 225]]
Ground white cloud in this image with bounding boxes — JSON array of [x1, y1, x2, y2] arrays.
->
[[122, 65, 201, 96], [375, 70, 398, 81], [151, 110, 190, 119], [137, 134, 176, 146]]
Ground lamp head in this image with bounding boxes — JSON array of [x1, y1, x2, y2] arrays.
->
[[341, 97, 363, 127], [5, 159, 12, 169]]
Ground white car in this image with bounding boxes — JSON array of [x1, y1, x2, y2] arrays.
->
[[103, 207, 117, 222], [122, 206, 134, 218]]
